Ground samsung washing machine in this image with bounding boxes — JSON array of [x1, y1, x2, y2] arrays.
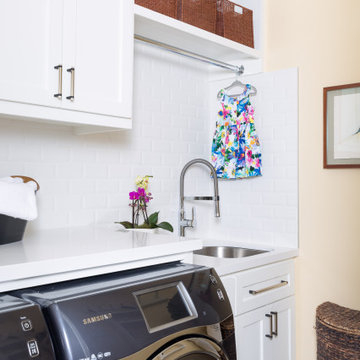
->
[[14, 262, 236, 360], [0, 294, 55, 359]]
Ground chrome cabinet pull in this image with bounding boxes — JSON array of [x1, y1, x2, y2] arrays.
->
[[54, 65, 62, 99], [265, 313, 273, 339], [66, 67, 75, 100], [271, 311, 278, 336], [249, 280, 288, 295]]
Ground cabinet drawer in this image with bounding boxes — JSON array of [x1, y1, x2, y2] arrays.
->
[[235, 260, 294, 314]]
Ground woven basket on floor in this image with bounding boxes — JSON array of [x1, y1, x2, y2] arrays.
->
[[316, 302, 360, 360], [216, 0, 254, 47], [177, 0, 217, 34], [135, 0, 177, 18]]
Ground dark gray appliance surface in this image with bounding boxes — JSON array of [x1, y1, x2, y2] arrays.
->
[[14, 262, 234, 360], [0, 294, 55, 359]]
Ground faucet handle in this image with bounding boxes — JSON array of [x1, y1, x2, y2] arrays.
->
[[179, 207, 196, 229], [190, 206, 196, 228]]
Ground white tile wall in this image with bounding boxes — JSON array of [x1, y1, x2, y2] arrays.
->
[[207, 68, 298, 248], [0, 43, 211, 237], [0, 43, 298, 248]]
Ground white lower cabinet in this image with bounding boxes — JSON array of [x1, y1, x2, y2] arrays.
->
[[235, 296, 295, 360], [221, 260, 295, 360]]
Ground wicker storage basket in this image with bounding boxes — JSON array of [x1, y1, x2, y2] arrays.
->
[[177, 0, 217, 34], [316, 302, 360, 360], [216, 0, 254, 48], [135, 0, 177, 18]]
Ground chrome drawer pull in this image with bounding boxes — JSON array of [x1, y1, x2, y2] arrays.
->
[[66, 67, 75, 100], [54, 65, 62, 99], [271, 311, 278, 336], [249, 280, 288, 295]]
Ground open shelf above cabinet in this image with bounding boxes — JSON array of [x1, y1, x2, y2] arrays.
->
[[134, 5, 261, 65]]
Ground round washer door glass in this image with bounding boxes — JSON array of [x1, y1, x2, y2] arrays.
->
[[151, 337, 228, 360]]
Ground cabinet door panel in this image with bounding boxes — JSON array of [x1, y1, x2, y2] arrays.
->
[[63, 0, 133, 117], [235, 306, 268, 360], [235, 296, 295, 360], [269, 297, 295, 360], [0, 0, 62, 107]]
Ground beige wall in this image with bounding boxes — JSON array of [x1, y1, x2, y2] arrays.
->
[[264, 0, 360, 359]]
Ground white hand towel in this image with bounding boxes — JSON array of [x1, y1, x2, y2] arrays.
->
[[0, 177, 38, 221]]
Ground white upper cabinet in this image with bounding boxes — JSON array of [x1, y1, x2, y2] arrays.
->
[[0, 0, 134, 133], [0, 0, 62, 107], [61, 0, 133, 117]]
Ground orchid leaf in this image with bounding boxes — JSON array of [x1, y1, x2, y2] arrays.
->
[[148, 212, 159, 226], [117, 221, 134, 229], [156, 222, 173, 232]]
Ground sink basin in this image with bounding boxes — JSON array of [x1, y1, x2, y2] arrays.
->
[[193, 246, 269, 258]]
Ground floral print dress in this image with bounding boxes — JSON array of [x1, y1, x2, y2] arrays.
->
[[211, 85, 262, 179]]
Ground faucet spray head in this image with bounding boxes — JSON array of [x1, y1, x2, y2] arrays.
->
[[215, 198, 220, 217]]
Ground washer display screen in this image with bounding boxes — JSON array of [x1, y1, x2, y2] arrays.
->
[[134, 281, 197, 333]]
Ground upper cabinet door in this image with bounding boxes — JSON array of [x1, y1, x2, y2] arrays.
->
[[0, 0, 63, 107], [62, 0, 134, 118]]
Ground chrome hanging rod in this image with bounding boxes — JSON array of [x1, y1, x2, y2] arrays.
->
[[135, 34, 244, 74]]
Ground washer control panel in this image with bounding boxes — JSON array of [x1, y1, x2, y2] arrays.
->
[[0, 295, 55, 359]]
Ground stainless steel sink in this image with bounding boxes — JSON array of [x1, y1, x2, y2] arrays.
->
[[193, 246, 269, 258]]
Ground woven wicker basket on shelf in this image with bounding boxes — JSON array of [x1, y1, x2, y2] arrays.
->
[[135, 0, 177, 18], [216, 0, 254, 48], [316, 302, 360, 360], [177, 0, 217, 33]]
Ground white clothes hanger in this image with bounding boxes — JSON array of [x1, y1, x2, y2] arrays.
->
[[217, 66, 257, 100]]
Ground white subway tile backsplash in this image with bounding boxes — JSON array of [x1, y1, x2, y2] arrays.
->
[[69, 180, 96, 195], [107, 194, 124, 209], [9, 144, 42, 162], [262, 193, 288, 206], [36, 212, 69, 229], [1, 43, 297, 248], [205, 69, 298, 247], [152, 140, 172, 153], [24, 163, 57, 179], [84, 164, 108, 179], [55, 195, 82, 211], [107, 164, 131, 179], [71, 149, 97, 163], [0, 144, 9, 161], [274, 180, 298, 193], [95, 180, 119, 194], [83, 194, 107, 209], [69, 209, 95, 227], [40, 180, 70, 195], [96, 209, 120, 224], [56, 163, 83, 179]]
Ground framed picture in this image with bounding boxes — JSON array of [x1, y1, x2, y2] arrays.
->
[[324, 82, 360, 168]]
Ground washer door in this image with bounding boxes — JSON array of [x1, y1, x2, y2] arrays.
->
[[150, 337, 228, 360]]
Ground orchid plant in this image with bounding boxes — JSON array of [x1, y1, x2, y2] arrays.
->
[[116, 175, 173, 232]]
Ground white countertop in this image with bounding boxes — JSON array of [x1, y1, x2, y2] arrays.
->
[[0, 225, 298, 292], [192, 239, 299, 276], [0, 226, 202, 291]]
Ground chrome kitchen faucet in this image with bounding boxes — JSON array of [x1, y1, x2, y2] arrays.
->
[[179, 159, 220, 237]]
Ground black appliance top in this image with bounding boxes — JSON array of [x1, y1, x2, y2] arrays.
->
[[15, 262, 232, 360]]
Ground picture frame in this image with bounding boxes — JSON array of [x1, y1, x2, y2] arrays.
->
[[323, 82, 360, 168]]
